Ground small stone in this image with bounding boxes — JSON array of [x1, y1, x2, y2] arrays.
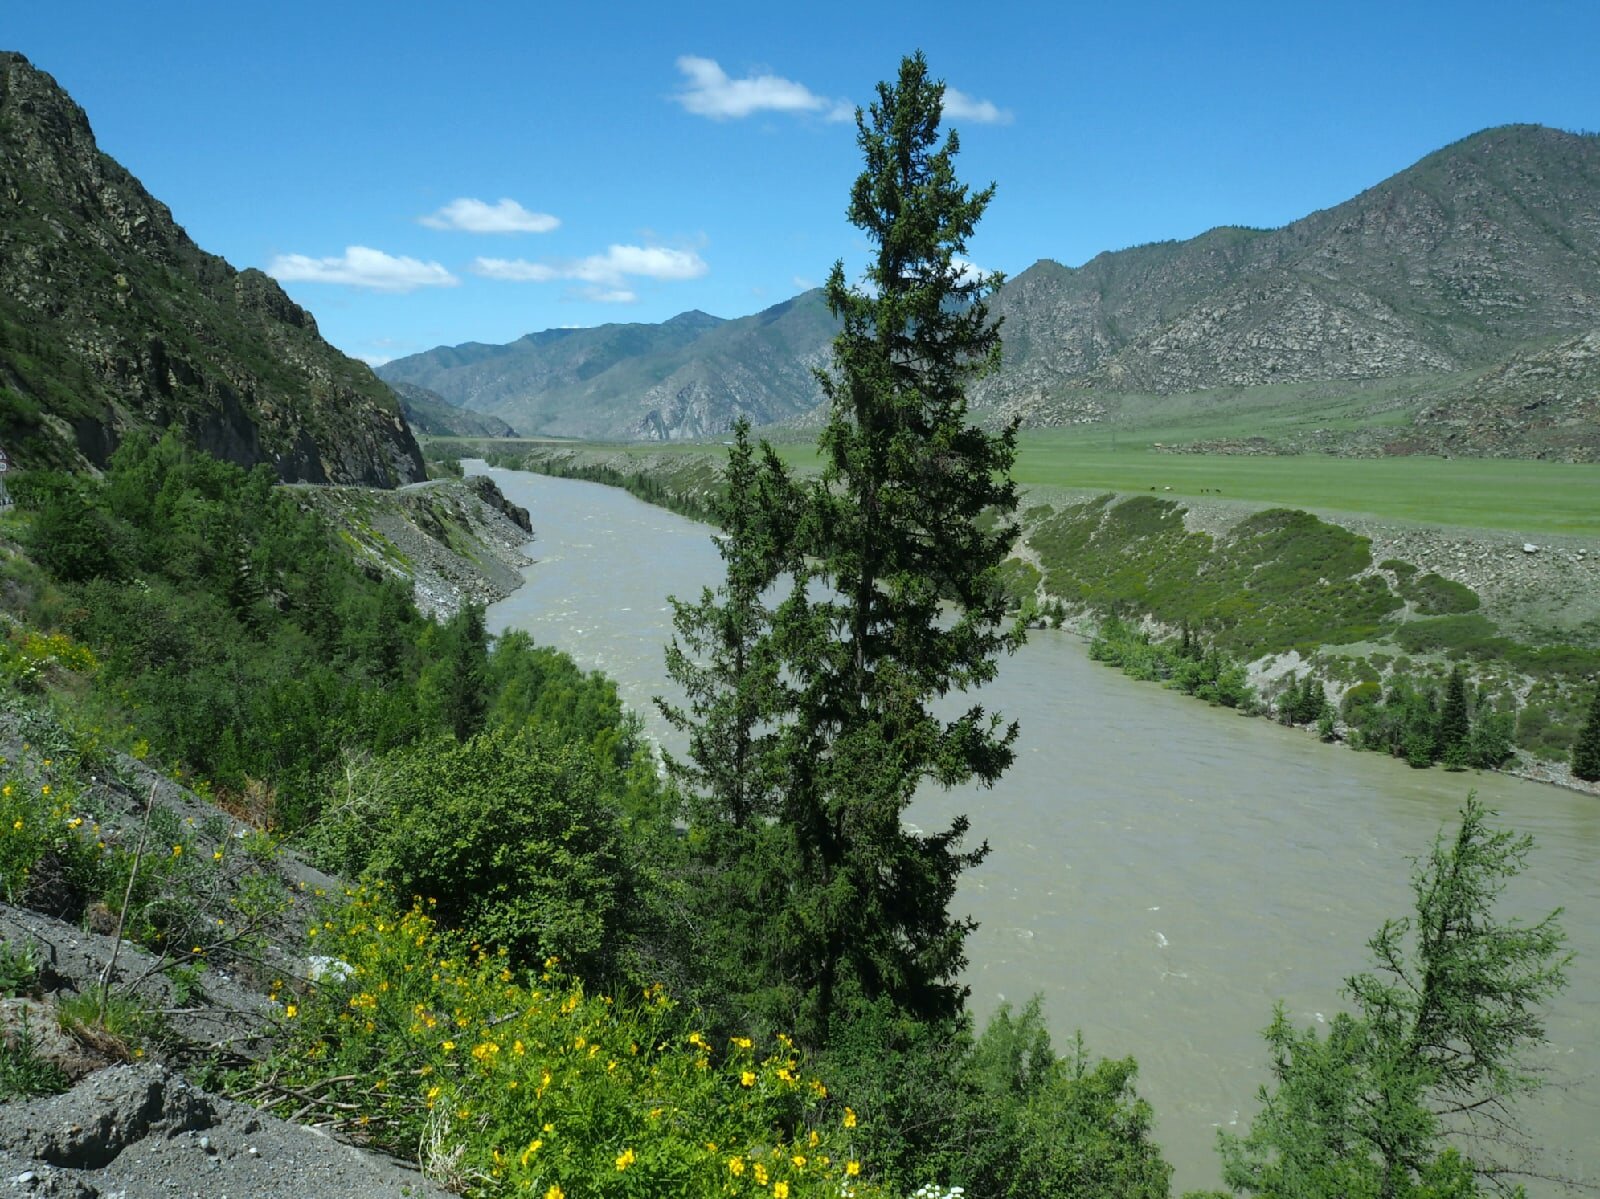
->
[[247, 1144, 259, 1156], [1523, 543, 1539, 553], [199, 1135, 212, 1151]]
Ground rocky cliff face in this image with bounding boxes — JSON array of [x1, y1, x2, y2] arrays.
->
[[0, 52, 425, 485]]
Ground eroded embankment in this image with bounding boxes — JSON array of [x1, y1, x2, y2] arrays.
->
[[294, 473, 534, 618]]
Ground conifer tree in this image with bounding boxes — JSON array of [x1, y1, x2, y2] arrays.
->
[[1220, 797, 1570, 1197], [762, 51, 1023, 1043], [1439, 665, 1471, 757], [1572, 681, 1600, 783], [660, 417, 799, 832]]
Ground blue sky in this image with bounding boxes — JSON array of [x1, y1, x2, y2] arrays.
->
[[9, 1, 1598, 365]]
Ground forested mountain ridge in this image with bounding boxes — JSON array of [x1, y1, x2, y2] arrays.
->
[[386, 125, 1600, 454], [0, 51, 425, 484]]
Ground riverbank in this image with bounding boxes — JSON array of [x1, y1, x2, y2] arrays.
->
[[472, 442, 1600, 793]]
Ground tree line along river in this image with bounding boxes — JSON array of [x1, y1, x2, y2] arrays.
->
[[471, 462, 1599, 1196]]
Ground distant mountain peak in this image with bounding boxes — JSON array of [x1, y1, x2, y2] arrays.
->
[[663, 309, 725, 329]]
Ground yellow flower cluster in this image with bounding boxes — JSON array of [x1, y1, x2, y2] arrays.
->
[[264, 887, 882, 1198]]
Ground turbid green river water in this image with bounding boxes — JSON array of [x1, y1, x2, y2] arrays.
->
[[472, 463, 1598, 1195]]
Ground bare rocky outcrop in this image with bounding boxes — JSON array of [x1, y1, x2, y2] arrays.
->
[[295, 473, 534, 618], [0, 51, 426, 485], [0, 1064, 453, 1198]]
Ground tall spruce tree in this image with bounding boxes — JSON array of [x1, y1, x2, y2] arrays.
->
[[1572, 681, 1600, 783], [763, 51, 1023, 1043]]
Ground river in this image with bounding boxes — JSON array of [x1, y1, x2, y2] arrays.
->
[[471, 463, 1599, 1195]]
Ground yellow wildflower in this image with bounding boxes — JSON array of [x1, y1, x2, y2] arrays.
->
[[740, 1070, 756, 1087], [847, 1161, 861, 1176], [728, 1156, 746, 1176], [843, 1106, 858, 1128], [615, 1147, 636, 1171], [775, 1184, 790, 1199]]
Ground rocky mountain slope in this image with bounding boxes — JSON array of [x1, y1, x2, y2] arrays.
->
[[388, 380, 519, 438], [387, 126, 1600, 453], [0, 52, 424, 485], [380, 292, 836, 440], [989, 125, 1600, 410]]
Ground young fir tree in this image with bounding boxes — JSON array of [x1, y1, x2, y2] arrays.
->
[[1438, 664, 1471, 765], [757, 51, 1023, 1044], [1220, 797, 1570, 1198], [1572, 682, 1600, 783], [660, 417, 799, 832]]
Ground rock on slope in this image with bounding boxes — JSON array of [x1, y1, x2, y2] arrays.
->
[[0, 51, 425, 485]]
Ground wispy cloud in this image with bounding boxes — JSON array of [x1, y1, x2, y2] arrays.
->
[[419, 197, 560, 234], [943, 87, 1013, 125], [672, 56, 851, 121], [266, 246, 459, 292], [473, 244, 709, 290]]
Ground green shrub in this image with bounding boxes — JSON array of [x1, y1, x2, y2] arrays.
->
[[1340, 680, 1383, 717], [818, 998, 1170, 1199], [315, 727, 640, 979], [1402, 572, 1480, 616]]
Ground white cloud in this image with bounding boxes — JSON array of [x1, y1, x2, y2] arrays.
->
[[582, 287, 639, 304], [673, 55, 851, 121], [473, 244, 708, 289], [952, 256, 992, 286], [943, 87, 1013, 125], [266, 246, 459, 292], [419, 197, 560, 234], [470, 258, 559, 282], [357, 353, 394, 366]]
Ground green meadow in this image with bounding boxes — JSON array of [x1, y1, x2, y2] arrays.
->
[[764, 433, 1599, 536], [434, 431, 1598, 536]]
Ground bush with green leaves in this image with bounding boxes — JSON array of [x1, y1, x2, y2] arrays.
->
[[817, 998, 1170, 1199], [0, 760, 105, 916], [1090, 617, 1257, 710], [1573, 683, 1600, 782], [310, 726, 642, 980]]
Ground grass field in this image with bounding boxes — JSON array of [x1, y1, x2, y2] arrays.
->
[[429, 432, 1599, 537]]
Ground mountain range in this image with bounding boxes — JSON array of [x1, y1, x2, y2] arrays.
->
[[4, 47, 1595, 470], [0, 52, 423, 485], [382, 124, 1600, 459]]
